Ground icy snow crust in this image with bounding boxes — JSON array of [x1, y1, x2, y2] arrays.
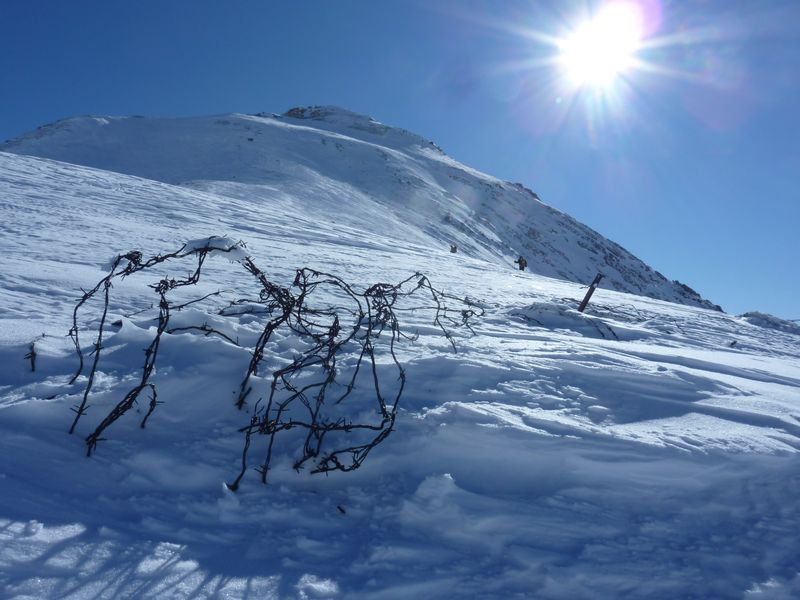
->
[[0, 151, 799, 599], [2, 107, 717, 310]]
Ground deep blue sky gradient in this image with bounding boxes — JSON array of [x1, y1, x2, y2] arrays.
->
[[1, 0, 797, 318]]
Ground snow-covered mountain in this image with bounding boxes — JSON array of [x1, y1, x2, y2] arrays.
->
[[1, 109, 798, 599], [1, 106, 719, 311]]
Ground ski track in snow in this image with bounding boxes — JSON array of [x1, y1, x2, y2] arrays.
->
[[1, 147, 799, 599]]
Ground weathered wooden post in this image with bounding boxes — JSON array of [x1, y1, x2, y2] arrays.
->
[[578, 273, 604, 313]]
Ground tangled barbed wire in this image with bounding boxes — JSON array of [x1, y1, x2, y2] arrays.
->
[[67, 237, 482, 489]]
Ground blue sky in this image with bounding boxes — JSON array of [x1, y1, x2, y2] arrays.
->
[[1, 0, 797, 319]]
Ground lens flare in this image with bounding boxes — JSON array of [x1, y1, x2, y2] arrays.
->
[[558, 2, 645, 88]]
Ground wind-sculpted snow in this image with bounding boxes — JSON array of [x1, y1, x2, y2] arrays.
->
[[741, 311, 800, 336], [1, 152, 799, 598], [2, 106, 718, 310]]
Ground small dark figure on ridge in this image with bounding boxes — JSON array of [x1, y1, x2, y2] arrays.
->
[[514, 256, 527, 271]]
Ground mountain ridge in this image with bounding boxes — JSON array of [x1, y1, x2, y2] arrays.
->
[[1, 106, 721, 311]]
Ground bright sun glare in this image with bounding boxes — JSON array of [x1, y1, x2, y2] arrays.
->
[[558, 2, 645, 88]]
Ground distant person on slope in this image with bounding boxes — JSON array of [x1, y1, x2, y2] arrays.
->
[[514, 256, 528, 271]]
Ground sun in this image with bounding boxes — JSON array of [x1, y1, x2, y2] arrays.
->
[[558, 2, 645, 88]]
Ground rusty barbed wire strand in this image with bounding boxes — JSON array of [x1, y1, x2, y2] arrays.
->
[[68, 239, 483, 488]]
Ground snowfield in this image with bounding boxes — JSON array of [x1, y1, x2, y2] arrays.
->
[[1, 107, 719, 310], [0, 109, 799, 599]]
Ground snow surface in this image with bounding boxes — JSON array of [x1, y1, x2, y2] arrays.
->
[[1, 107, 718, 310], [0, 134, 799, 599]]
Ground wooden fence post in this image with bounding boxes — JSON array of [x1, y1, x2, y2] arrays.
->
[[578, 273, 604, 313]]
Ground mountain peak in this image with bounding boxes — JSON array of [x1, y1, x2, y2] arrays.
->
[[279, 105, 395, 139], [262, 105, 443, 152], [281, 105, 378, 124]]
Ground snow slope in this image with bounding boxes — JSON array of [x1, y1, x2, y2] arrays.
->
[[1, 106, 719, 310], [0, 150, 799, 599]]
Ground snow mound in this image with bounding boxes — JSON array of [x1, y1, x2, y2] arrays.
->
[[183, 236, 249, 262], [741, 311, 800, 335], [511, 301, 630, 340]]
